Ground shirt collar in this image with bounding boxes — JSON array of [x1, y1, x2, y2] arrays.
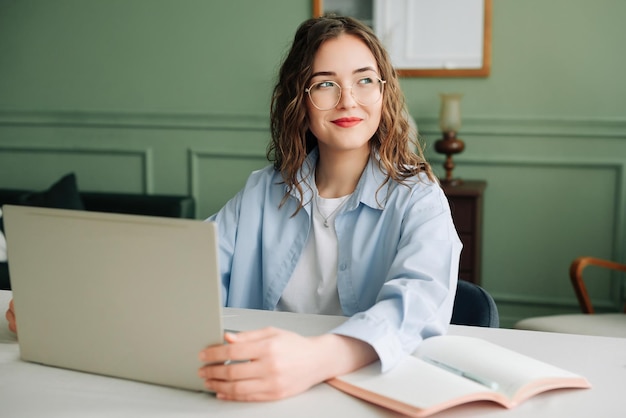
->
[[288, 148, 390, 213], [354, 154, 391, 210]]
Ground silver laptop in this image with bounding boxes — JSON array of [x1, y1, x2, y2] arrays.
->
[[2, 204, 223, 392]]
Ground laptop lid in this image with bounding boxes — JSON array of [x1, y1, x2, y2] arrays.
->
[[2, 204, 223, 392]]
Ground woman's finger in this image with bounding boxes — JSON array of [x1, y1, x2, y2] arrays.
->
[[199, 357, 261, 382], [199, 327, 282, 364], [6, 298, 17, 333]]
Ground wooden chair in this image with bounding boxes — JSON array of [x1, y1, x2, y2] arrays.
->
[[514, 256, 626, 337], [570, 256, 626, 313]]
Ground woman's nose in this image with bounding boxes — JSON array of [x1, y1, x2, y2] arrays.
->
[[336, 85, 357, 109]]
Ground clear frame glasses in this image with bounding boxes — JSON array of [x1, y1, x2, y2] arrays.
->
[[305, 76, 386, 111]]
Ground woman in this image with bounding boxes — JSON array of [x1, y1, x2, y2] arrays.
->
[[195, 16, 461, 401], [7, 15, 461, 402]]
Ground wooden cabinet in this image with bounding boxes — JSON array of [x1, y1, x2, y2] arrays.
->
[[441, 181, 486, 285]]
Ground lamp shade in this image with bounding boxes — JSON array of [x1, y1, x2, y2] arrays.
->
[[439, 93, 463, 132]]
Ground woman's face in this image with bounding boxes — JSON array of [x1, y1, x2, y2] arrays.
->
[[306, 34, 383, 157]]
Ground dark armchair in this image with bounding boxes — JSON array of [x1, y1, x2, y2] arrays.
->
[[451, 280, 499, 328]]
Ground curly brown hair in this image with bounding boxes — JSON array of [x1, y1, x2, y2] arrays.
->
[[268, 15, 434, 211]]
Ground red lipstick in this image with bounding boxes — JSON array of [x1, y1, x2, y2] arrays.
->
[[332, 117, 362, 128]]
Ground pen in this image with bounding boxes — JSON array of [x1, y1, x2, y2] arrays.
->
[[421, 356, 500, 391]]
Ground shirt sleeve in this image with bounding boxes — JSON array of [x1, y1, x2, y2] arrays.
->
[[330, 183, 462, 372], [205, 187, 244, 305]]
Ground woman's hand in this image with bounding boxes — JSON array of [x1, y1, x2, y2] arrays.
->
[[198, 327, 376, 401], [6, 298, 16, 333]]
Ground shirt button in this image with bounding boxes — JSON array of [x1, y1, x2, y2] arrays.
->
[[339, 263, 347, 271]]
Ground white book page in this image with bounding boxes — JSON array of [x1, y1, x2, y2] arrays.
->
[[335, 355, 499, 410], [415, 336, 587, 402]]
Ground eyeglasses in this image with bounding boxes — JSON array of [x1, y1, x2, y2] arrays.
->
[[305, 76, 386, 111]]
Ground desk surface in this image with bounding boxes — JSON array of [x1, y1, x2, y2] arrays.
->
[[1, 290, 624, 418]]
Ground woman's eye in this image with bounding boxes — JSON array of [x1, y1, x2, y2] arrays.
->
[[316, 81, 336, 89], [357, 77, 374, 85]]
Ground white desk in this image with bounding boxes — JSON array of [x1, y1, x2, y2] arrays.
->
[[1, 290, 624, 418]]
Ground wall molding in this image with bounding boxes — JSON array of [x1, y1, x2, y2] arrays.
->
[[444, 156, 625, 257], [416, 116, 626, 139], [2, 110, 626, 138], [0, 144, 154, 193], [187, 148, 269, 199], [430, 154, 626, 170], [0, 110, 269, 132], [443, 156, 626, 312], [494, 291, 620, 311]]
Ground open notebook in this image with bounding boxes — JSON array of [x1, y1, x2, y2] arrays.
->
[[328, 335, 591, 417], [2, 204, 223, 391]]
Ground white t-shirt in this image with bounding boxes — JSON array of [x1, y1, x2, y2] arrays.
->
[[276, 192, 350, 315]]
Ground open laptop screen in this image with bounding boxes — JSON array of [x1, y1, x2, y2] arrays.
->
[[3, 205, 223, 391]]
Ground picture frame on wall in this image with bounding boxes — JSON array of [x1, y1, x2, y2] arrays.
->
[[312, 0, 492, 78]]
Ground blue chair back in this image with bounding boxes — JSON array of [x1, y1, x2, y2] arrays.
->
[[451, 280, 499, 327]]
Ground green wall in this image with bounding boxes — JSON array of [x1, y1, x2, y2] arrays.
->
[[1, 0, 625, 327]]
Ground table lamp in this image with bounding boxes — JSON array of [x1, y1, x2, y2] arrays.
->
[[435, 93, 465, 185]]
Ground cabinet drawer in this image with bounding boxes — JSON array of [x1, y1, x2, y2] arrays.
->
[[442, 180, 486, 285]]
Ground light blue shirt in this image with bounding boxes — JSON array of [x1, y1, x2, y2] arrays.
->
[[207, 149, 462, 371]]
